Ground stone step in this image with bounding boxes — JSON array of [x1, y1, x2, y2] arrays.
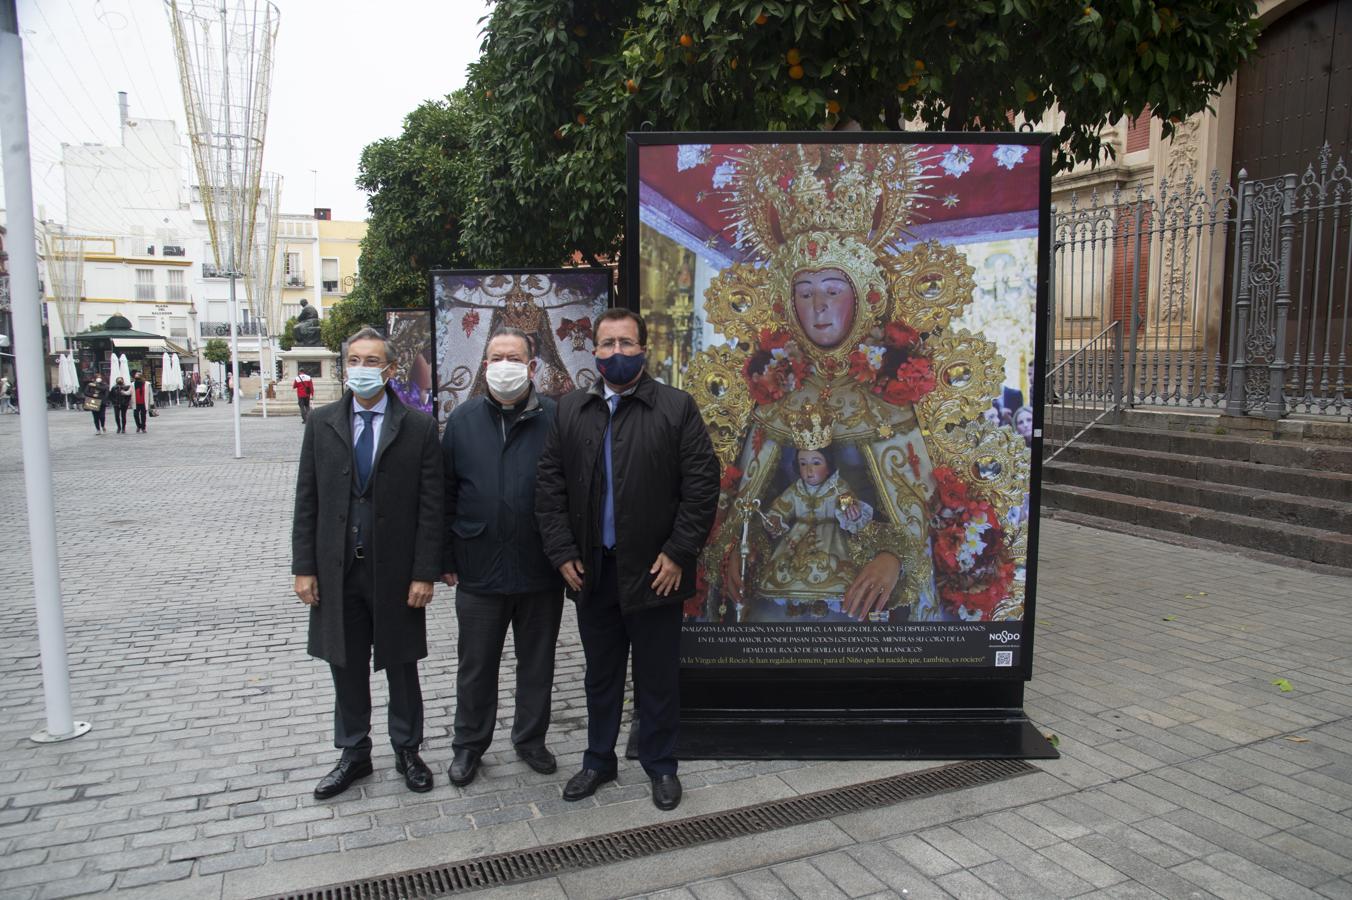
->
[[1050, 443, 1352, 503], [1040, 483, 1352, 568], [1045, 461, 1352, 533], [1069, 424, 1352, 473]]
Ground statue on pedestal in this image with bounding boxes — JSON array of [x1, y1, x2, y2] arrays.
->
[[293, 299, 322, 347]]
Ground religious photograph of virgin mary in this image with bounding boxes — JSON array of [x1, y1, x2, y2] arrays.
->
[[430, 269, 612, 419], [633, 137, 1043, 641]]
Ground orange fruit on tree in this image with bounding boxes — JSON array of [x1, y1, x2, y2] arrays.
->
[[826, 99, 841, 115], [576, 113, 588, 125], [729, 56, 739, 70], [679, 33, 693, 48], [786, 48, 801, 65], [754, 12, 768, 25], [913, 59, 925, 72], [788, 64, 805, 80], [1025, 90, 1038, 102], [626, 78, 638, 94]]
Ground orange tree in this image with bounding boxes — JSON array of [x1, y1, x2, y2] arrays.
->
[[456, 0, 1260, 266]]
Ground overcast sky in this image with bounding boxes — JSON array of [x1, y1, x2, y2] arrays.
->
[[12, 0, 491, 227]]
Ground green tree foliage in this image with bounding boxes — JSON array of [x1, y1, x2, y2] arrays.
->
[[203, 338, 230, 365], [456, 0, 1258, 265], [325, 92, 484, 351], [280, 317, 297, 352], [320, 285, 384, 352]]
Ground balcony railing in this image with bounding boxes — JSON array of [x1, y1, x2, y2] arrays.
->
[[285, 274, 307, 288], [322, 280, 339, 293], [200, 320, 267, 337]]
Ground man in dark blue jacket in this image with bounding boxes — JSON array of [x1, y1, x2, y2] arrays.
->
[[441, 327, 564, 787]]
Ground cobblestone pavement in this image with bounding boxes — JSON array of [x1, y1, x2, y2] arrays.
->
[[1, 402, 1350, 900]]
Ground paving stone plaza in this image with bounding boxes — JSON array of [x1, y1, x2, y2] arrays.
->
[[1, 401, 1351, 900]]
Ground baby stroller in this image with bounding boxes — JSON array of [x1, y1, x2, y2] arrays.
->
[[192, 382, 214, 407]]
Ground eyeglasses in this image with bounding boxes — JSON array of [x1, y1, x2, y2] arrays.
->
[[596, 338, 641, 352], [346, 356, 387, 368]]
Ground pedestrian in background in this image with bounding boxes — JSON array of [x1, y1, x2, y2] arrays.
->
[[293, 371, 314, 423], [109, 377, 131, 433], [291, 327, 443, 800], [0, 375, 13, 413], [131, 371, 150, 433], [536, 309, 718, 812], [83, 374, 108, 434], [441, 327, 563, 788]]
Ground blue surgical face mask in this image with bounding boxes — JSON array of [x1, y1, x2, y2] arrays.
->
[[595, 351, 645, 386], [346, 366, 387, 399]]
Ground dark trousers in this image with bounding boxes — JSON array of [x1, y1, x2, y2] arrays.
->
[[576, 552, 681, 777], [298, 397, 311, 422], [112, 406, 128, 431], [329, 557, 423, 757], [90, 408, 106, 431], [133, 406, 147, 431], [453, 587, 563, 755]]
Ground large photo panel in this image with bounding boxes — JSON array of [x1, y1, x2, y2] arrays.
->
[[631, 134, 1049, 677], [385, 307, 434, 416], [430, 269, 613, 420]]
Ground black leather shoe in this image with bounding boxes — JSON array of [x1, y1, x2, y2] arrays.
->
[[448, 748, 480, 787], [650, 774, 682, 811], [516, 745, 557, 775], [395, 749, 433, 793], [562, 768, 616, 801], [313, 756, 373, 800]]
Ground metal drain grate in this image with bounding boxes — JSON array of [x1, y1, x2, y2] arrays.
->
[[264, 758, 1037, 900]]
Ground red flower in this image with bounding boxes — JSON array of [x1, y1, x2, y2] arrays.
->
[[882, 321, 920, 349], [720, 464, 744, 491], [932, 525, 967, 573], [933, 466, 969, 510], [878, 357, 936, 405], [758, 328, 793, 352], [847, 349, 875, 384]]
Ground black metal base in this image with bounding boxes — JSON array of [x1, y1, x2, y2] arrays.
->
[[625, 712, 1058, 761], [676, 715, 1058, 760]]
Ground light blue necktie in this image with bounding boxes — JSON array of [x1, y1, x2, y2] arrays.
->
[[355, 410, 376, 491], [601, 394, 618, 548]]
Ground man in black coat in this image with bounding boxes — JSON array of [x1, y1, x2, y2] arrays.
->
[[292, 327, 443, 799], [441, 327, 564, 787], [536, 308, 718, 811]]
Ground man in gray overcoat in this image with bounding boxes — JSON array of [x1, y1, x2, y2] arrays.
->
[[292, 327, 444, 799]]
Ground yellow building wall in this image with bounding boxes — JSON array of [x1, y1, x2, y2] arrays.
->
[[317, 219, 366, 312]]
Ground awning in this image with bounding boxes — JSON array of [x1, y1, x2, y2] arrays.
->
[[109, 337, 191, 356]]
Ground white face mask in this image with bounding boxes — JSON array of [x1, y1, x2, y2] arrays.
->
[[485, 360, 530, 401]]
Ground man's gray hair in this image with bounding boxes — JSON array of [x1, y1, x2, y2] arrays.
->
[[346, 326, 392, 363], [488, 325, 534, 358]]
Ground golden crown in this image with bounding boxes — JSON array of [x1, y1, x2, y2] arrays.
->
[[788, 402, 834, 451], [721, 143, 935, 260]]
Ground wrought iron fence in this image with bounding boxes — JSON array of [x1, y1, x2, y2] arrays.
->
[[200, 320, 266, 337], [1043, 321, 1121, 463], [1050, 142, 1351, 423]]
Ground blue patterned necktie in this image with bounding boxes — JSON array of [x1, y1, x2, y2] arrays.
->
[[601, 394, 619, 548], [355, 410, 376, 490]]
